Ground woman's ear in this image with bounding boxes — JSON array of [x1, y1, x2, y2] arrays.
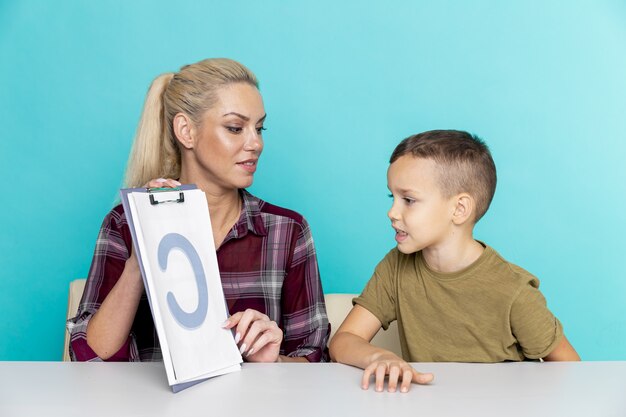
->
[[173, 113, 195, 149], [452, 193, 475, 225]]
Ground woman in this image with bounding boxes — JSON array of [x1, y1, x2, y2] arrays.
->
[[68, 58, 329, 363]]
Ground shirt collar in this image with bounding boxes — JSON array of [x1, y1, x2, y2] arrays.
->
[[230, 189, 267, 239]]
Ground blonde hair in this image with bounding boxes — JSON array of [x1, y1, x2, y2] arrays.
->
[[124, 58, 259, 187]]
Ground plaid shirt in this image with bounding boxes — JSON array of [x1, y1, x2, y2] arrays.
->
[[68, 190, 330, 362]]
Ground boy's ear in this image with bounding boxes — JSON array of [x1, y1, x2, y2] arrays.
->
[[173, 113, 195, 149], [452, 193, 474, 225]]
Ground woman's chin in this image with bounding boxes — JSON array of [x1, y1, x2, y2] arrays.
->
[[233, 177, 254, 190]]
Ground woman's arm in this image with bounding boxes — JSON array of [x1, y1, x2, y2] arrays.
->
[[68, 207, 142, 361], [83, 178, 181, 360], [86, 250, 144, 359]]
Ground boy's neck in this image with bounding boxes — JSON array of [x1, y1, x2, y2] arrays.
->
[[421, 237, 485, 274]]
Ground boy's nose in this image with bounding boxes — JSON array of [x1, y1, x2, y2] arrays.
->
[[387, 207, 399, 223]]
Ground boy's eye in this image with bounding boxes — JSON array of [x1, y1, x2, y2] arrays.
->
[[226, 126, 243, 133], [388, 194, 415, 205]]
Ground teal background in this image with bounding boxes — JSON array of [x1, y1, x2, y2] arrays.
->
[[1, 1, 625, 361]]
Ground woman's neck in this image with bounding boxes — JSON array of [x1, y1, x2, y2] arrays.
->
[[179, 175, 241, 248]]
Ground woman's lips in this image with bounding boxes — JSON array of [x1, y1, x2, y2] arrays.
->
[[237, 159, 258, 173]]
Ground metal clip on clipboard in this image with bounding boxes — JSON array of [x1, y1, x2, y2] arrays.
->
[[147, 187, 185, 205]]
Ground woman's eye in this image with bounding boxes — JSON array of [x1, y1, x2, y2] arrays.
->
[[256, 126, 266, 134], [226, 126, 243, 133]]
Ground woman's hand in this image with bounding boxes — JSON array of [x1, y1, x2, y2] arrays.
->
[[144, 178, 181, 189], [362, 352, 434, 393], [222, 309, 283, 363]]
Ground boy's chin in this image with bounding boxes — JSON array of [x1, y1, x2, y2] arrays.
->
[[396, 243, 419, 254]]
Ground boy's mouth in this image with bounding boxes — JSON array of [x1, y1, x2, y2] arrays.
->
[[394, 227, 408, 242]]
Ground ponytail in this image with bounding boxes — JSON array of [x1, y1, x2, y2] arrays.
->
[[124, 73, 179, 187], [124, 58, 259, 188]]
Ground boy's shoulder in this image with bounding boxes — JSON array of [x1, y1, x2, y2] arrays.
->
[[378, 246, 420, 268], [374, 244, 540, 290], [481, 244, 540, 289]]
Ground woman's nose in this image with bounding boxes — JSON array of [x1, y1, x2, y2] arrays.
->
[[244, 129, 263, 152]]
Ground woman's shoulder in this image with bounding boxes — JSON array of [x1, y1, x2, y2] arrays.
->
[[98, 203, 130, 238], [258, 200, 306, 224], [244, 190, 307, 226], [107, 203, 128, 225]]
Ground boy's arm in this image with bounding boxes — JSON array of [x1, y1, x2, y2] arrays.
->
[[329, 305, 385, 367], [329, 305, 433, 392], [542, 336, 580, 361]]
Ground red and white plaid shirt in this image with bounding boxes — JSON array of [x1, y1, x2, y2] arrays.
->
[[68, 189, 330, 362]]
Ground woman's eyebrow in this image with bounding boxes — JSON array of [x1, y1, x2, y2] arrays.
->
[[222, 112, 267, 123], [222, 112, 250, 121]]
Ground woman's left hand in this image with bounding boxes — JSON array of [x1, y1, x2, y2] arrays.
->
[[223, 309, 283, 363]]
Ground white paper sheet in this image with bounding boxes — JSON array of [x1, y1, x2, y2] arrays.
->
[[123, 187, 242, 389]]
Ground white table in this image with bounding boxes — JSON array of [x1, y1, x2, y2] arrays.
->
[[1, 361, 624, 417]]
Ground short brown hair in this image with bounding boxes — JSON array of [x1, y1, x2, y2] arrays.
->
[[390, 130, 497, 223]]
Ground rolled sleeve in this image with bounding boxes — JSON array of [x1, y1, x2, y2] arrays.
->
[[353, 249, 398, 330], [281, 219, 330, 362], [510, 282, 564, 359]]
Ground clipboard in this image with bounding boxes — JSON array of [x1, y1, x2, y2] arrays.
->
[[120, 185, 242, 393]]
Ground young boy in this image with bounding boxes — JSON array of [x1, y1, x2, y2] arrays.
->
[[329, 130, 579, 393]]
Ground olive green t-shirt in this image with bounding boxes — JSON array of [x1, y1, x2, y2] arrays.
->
[[354, 245, 563, 362]]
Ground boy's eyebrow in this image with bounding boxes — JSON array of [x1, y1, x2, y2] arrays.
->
[[395, 187, 420, 195]]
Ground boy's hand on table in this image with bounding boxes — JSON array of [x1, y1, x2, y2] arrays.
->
[[362, 352, 434, 393]]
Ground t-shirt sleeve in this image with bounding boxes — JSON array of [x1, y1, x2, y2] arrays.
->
[[281, 218, 330, 362], [509, 280, 564, 359], [353, 249, 398, 330]]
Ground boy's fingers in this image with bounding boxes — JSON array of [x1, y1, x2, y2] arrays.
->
[[412, 370, 434, 385], [400, 369, 414, 392], [387, 365, 400, 392], [361, 361, 433, 393], [361, 364, 376, 390], [374, 363, 387, 392]]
